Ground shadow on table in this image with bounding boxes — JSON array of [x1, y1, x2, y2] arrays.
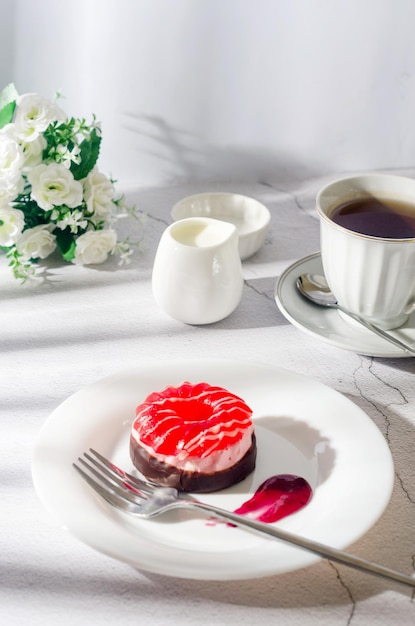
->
[[198, 276, 289, 331], [367, 355, 415, 375]]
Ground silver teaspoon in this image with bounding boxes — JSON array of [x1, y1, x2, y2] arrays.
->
[[296, 273, 415, 356]]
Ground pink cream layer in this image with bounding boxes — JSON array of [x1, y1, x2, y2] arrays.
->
[[130, 426, 254, 473]]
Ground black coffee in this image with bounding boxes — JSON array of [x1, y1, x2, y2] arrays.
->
[[330, 197, 415, 238]]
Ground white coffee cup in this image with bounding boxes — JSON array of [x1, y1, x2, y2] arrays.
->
[[316, 174, 415, 330]]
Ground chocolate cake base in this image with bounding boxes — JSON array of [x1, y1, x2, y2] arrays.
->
[[130, 434, 257, 493]]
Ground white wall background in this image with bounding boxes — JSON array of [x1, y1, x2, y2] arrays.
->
[[0, 0, 15, 87], [2, 0, 415, 188]]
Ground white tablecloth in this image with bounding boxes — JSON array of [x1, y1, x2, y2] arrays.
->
[[2, 174, 415, 625]]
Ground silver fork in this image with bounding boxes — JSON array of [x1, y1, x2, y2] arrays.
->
[[73, 449, 415, 589]]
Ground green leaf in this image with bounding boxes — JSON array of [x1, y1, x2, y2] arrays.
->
[[0, 100, 16, 129], [13, 195, 47, 229], [0, 83, 18, 129], [55, 228, 76, 261], [0, 83, 18, 109], [62, 240, 76, 261], [70, 128, 101, 180]]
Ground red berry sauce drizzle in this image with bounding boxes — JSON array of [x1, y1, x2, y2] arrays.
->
[[233, 474, 312, 523]]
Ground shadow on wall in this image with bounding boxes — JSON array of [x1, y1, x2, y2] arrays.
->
[[121, 111, 323, 186]]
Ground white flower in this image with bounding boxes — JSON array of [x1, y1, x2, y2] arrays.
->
[[28, 162, 83, 211], [114, 240, 134, 266], [1, 120, 46, 171], [0, 180, 23, 206], [83, 168, 114, 221], [13, 93, 66, 143], [15, 223, 57, 260], [55, 143, 81, 168], [0, 132, 24, 187], [0, 122, 18, 141], [73, 229, 117, 265], [56, 209, 88, 234], [21, 134, 47, 170], [0, 205, 25, 246], [0, 132, 25, 204]]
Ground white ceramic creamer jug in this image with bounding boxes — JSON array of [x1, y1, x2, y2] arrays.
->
[[152, 217, 244, 324]]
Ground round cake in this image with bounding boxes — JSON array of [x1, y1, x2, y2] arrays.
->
[[130, 381, 256, 492]]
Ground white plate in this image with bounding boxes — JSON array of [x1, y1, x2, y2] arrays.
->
[[32, 359, 394, 580], [275, 252, 415, 358]]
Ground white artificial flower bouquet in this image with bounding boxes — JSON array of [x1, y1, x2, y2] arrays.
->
[[0, 83, 140, 283]]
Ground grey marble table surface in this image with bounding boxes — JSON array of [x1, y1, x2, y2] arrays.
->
[[2, 174, 415, 626]]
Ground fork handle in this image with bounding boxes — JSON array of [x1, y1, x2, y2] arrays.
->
[[186, 501, 415, 589]]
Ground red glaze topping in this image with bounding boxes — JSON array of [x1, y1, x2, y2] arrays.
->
[[132, 382, 253, 458]]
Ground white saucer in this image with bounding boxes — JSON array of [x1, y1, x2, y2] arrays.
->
[[275, 252, 415, 358]]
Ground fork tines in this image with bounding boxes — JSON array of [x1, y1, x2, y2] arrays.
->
[[73, 448, 152, 507]]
